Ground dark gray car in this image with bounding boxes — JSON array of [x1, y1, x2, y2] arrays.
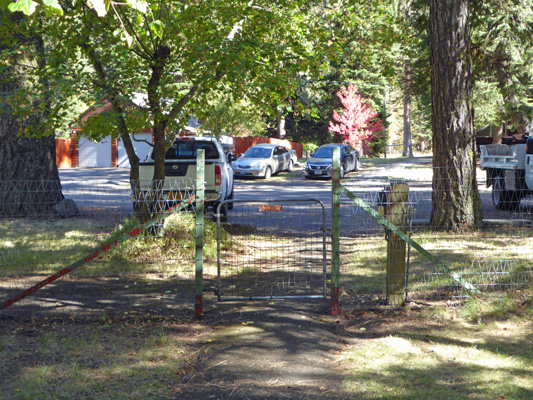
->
[[303, 143, 360, 179]]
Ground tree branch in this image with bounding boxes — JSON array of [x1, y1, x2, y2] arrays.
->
[[116, 6, 153, 58]]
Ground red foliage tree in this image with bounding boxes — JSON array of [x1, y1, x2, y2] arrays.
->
[[328, 84, 384, 154]]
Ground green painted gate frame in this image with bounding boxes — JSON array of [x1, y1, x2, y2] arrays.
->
[[195, 149, 205, 319], [330, 148, 478, 315]]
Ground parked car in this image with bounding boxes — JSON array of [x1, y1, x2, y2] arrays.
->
[[232, 144, 294, 179], [303, 143, 360, 179]]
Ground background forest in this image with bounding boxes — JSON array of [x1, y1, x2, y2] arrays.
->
[[2, 0, 532, 154], [1, 0, 532, 231]]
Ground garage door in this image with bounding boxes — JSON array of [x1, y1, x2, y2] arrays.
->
[[117, 133, 153, 168], [78, 136, 112, 167]]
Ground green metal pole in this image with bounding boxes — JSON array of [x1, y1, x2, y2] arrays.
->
[[331, 147, 341, 315], [195, 149, 205, 319]]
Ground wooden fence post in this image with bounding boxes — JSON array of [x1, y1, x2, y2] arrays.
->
[[380, 180, 409, 305]]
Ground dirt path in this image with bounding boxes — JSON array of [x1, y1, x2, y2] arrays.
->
[[174, 299, 348, 399]]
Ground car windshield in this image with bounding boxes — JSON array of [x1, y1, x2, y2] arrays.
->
[[244, 147, 272, 158], [156, 141, 220, 160], [313, 147, 334, 158]]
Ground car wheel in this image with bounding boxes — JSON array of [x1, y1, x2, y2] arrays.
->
[[339, 164, 345, 179], [354, 158, 361, 172], [212, 202, 227, 222], [227, 185, 234, 210], [287, 160, 293, 172], [492, 176, 520, 211], [219, 204, 227, 222], [264, 166, 272, 179]]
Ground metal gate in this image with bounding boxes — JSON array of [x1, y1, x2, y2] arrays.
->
[[216, 199, 327, 300]]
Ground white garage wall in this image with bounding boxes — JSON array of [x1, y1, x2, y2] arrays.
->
[[117, 133, 153, 168], [78, 136, 112, 168]]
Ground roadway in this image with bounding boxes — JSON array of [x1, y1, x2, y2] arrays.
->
[[58, 158, 533, 233]]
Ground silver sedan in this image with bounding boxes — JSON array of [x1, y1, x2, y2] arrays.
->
[[232, 144, 293, 179]]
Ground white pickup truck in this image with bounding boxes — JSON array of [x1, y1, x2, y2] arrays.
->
[[480, 132, 533, 211], [138, 136, 235, 219]]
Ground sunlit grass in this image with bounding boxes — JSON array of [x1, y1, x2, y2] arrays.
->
[[340, 227, 533, 295], [0, 219, 114, 275], [0, 214, 236, 279], [341, 308, 533, 399]]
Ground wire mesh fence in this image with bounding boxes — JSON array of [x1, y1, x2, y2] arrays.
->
[[1, 158, 532, 318], [0, 178, 199, 318], [0, 180, 66, 218], [215, 200, 327, 300], [337, 158, 533, 310]]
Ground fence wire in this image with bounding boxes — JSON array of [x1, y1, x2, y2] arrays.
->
[[0, 180, 65, 218], [216, 200, 327, 300], [1, 159, 532, 317], [338, 159, 533, 309], [0, 178, 197, 318]]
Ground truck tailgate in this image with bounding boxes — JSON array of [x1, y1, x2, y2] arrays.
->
[[480, 144, 525, 170], [138, 161, 217, 191]]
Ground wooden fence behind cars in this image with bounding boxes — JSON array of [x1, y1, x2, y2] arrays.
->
[[56, 136, 303, 168], [233, 137, 303, 159], [55, 138, 76, 168]]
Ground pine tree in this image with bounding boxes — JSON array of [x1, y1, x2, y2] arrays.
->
[[429, 0, 483, 230], [0, 11, 64, 217]]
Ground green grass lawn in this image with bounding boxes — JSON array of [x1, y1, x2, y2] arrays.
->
[[1, 204, 531, 399], [340, 228, 532, 296], [0, 312, 205, 400], [1, 292, 530, 399], [340, 302, 532, 400]]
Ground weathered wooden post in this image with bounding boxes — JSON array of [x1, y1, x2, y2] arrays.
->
[[195, 149, 205, 319], [378, 180, 409, 305]]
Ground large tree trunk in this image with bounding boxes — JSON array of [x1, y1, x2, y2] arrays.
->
[[0, 13, 64, 217], [492, 124, 503, 144], [429, 0, 483, 230], [0, 134, 63, 217]]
